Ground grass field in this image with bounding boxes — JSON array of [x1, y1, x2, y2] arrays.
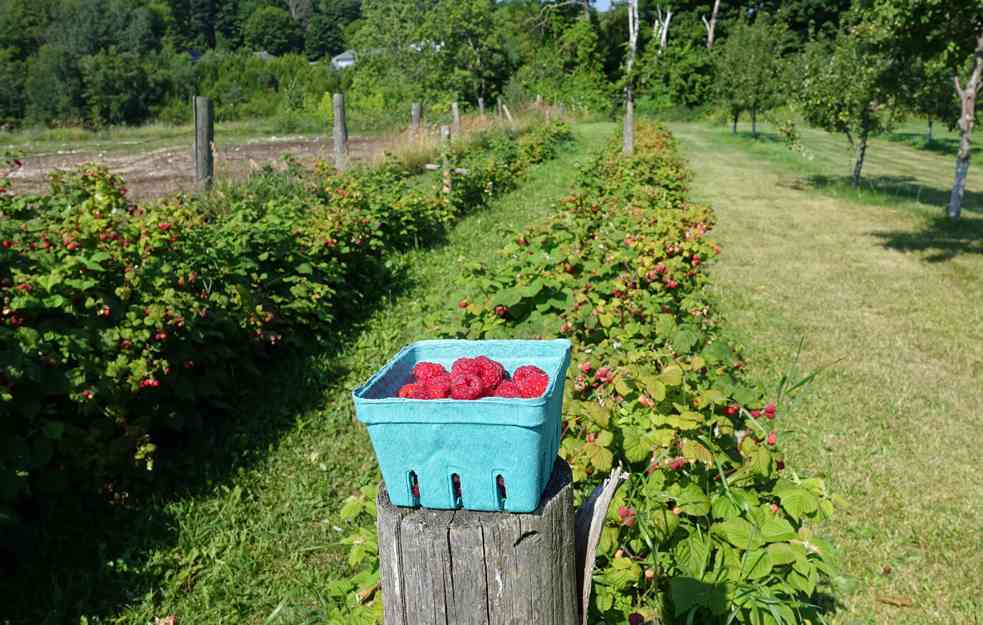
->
[[0, 122, 616, 625], [667, 120, 983, 625]]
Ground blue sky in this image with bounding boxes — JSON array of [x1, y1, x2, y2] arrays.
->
[[595, 0, 613, 10]]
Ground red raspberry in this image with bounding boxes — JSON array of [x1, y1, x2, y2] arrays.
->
[[629, 614, 644, 625], [451, 357, 481, 377], [492, 381, 522, 398], [767, 431, 777, 446], [514, 365, 549, 398], [474, 356, 504, 391], [764, 403, 777, 419], [724, 404, 739, 416], [450, 373, 483, 400], [425, 374, 452, 399], [412, 361, 448, 382], [398, 383, 426, 399]]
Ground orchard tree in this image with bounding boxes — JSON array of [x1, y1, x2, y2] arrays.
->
[[713, 14, 788, 136], [797, 24, 901, 186], [244, 5, 303, 55], [863, 0, 982, 220], [906, 57, 960, 143]]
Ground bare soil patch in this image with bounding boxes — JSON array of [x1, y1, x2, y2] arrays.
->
[[7, 134, 396, 201]]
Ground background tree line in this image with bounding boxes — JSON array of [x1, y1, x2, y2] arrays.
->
[[0, 0, 979, 217]]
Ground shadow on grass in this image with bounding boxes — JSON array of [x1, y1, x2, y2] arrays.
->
[[870, 216, 983, 263], [805, 174, 983, 215], [884, 132, 981, 159]]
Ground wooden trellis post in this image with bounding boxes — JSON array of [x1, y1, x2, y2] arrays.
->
[[333, 92, 349, 171], [478, 97, 485, 118], [440, 125, 452, 194], [411, 102, 422, 132], [193, 96, 214, 191], [451, 101, 461, 134]]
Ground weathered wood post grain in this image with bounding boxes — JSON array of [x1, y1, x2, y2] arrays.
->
[[333, 92, 349, 171], [497, 96, 503, 119], [193, 96, 214, 191], [377, 459, 579, 625], [536, 94, 543, 108], [411, 102, 422, 132], [440, 125, 452, 195], [478, 97, 485, 118], [451, 101, 461, 134]]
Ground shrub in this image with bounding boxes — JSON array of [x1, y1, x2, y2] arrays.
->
[[335, 123, 839, 625]]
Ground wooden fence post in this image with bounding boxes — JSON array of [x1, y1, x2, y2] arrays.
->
[[497, 96, 503, 119], [440, 125, 452, 195], [451, 101, 461, 134], [411, 102, 422, 132], [333, 92, 349, 171], [193, 96, 214, 191], [376, 459, 579, 625], [478, 97, 485, 118]]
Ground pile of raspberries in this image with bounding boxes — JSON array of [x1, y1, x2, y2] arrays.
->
[[397, 356, 550, 400]]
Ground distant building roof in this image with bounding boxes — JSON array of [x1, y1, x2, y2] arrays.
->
[[331, 50, 356, 70]]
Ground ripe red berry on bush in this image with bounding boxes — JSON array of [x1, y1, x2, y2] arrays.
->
[[395, 357, 549, 400]]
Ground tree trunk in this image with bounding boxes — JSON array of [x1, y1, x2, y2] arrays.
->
[[852, 131, 868, 187], [702, 0, 722, 49], [623, 0, 639, 155], [732, 111, 738, 135], [948, 31, 982, 222], [927, 117, 933, 143], [751, 108, 757, 138], [654, 7, 672, 51]]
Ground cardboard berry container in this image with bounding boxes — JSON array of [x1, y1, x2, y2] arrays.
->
[[352, 339, 572, 513]]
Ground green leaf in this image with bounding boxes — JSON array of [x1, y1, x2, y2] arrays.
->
[[774, 482, 819, 521], [671, 329, 699, 353], [670, 577, 728, 617], [676, 483, 711, 516], [681, 439, 713, 465], [639, 375, 666, 401], [712, 518, 763, 550], [674, 532, 710, 577], [659, 364, 684, 386], [586, 444, 613, 472], [743, 549, 773, 579], [766, 542, 801, 566], [760, 517, 797, 543], [296, 262, 314, 274], [623, 427, 654, 463]]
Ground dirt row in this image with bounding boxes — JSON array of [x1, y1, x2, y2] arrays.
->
[[6, 134, 396, 201]]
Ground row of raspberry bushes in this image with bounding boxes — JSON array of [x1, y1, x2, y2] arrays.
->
[[0, 121, 574, 508], [335, 123, 839, 625]]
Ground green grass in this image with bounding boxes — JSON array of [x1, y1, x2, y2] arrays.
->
[[666, 120, 983, 625], [0, 122, 615, 625]]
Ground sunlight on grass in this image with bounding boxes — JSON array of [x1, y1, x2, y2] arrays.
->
[[667, 121, 983, 625]]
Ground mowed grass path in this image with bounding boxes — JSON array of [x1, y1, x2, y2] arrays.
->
[[667, 122, 983, 625], [6, 123, 614, 625]]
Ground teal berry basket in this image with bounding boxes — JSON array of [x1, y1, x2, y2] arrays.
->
[[352, 339, 572, 513]]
